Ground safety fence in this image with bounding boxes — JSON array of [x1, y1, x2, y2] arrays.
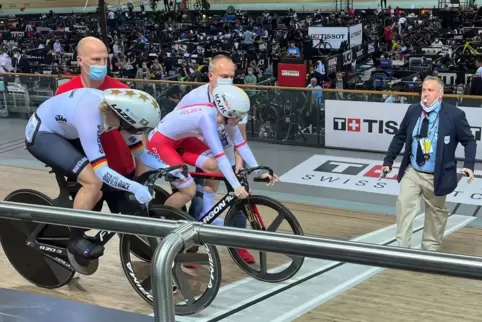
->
[[1, 73, 482, 159], [1, 201, 482, 321]]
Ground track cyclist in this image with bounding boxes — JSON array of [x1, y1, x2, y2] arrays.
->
[[147, 84, 279, 220], [24, 87, 174, 273]]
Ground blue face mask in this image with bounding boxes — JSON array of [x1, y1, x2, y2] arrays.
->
[[216, 77, 233, 86], [421, 92, 442, 113], [86, 63, 107, 81]]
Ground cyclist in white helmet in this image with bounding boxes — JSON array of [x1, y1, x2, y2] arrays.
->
[[148, 84, 278, 218], [25, 87, 173, 272]]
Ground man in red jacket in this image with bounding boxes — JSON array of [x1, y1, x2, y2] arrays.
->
[[56, 36, 144, 213]]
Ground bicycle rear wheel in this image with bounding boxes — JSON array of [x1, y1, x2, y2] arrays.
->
[[0, 189, 74, 288], [119, 204, 222, 315], [224, 195, 304, 283]]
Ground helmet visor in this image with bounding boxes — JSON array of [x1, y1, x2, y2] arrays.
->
[[225, 110, 247, 120], [119, 118, 152, 135]]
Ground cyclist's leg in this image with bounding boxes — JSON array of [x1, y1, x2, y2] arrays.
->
[[180, 139, 222, 223], [230, 162, 253, 263], [189, 169, 204, 220], [147, 132, 195, 208], [67, 139, 104, 212], [26, 132, 102, 210], [232, 161, 248, 228], [26, 132, 104, 260]]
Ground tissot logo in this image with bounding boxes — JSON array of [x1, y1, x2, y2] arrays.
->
[[333, 118, 398, 134], [333, 118, 360, 131], [322, 34, 345, 40], [311, 34, 346, 40], [314, 160, 370, 175], [280, 155, 482, 206]]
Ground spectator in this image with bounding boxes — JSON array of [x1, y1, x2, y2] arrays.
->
[[244, 67, 257, 85], [469, 57, 482, 96], [431, 38, 444, 48], [287, 42, 301, 58], [306, 77, 322, 106], [53, 39, 62, 54], [0, 46, 14, 74], [307, 64, 323, 85]]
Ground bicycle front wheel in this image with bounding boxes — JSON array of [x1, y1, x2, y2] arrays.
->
[[224, 195, 304, 283], [119, 204, 222, 315]]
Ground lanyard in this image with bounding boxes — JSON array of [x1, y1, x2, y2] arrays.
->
[[417, 111, 439, 143]]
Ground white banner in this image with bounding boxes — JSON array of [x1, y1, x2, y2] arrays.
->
[[342, 50, 352, 66], [280, 155, 482, 206], [349, 23, 363, 47], [324, 100, 482, 160], [308, 26, 348, 50]]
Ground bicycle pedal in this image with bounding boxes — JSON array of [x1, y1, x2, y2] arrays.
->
[[67, 250, 99, 276]]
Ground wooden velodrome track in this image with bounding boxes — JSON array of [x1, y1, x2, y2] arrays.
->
[[0, 164, 482, 321]]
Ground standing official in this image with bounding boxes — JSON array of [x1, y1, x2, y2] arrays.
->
[[382, 76, 476, 251]]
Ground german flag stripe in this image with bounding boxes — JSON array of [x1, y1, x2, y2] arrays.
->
[[129, 141, 144, 152], [91, 157, 108, 170]]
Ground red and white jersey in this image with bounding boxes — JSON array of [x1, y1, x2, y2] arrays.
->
[[175, 84, 248, 166], [152, 102, 258, 187]]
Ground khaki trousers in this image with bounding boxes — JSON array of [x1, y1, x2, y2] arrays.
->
[[396, 166, 449, 251]]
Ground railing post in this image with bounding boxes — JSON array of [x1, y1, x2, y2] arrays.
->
[[151, 221, 197, 322]]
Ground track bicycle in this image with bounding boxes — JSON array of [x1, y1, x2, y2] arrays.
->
[[0, 164, 222, 315], [452, 41, 482, 71], [129, 165, 305, 283]]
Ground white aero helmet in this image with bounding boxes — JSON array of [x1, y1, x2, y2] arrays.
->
[[103, 88, 161, 135], [212, 85, 250, 119]]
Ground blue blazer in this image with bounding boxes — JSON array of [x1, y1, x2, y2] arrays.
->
[[383, 102, 476, 196]]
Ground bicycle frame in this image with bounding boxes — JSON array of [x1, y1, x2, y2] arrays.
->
[[187, 170, 267, 228], [28, 164, 189, 271], [26, 223, 117, 271]]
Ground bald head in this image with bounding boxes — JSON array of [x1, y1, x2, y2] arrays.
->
[[77, 36, 107, 56], [76, 37, 109, 80], [209, 55, 235, 74], [208, 55, 235, 88]]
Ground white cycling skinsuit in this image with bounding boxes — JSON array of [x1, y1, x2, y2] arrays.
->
[[25, 88, 168, 203]]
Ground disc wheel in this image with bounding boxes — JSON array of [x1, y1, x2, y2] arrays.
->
[[0, 189, 75, 288]]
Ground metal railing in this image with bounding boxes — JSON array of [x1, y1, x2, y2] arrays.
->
[[1, 201, 482, 321]]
